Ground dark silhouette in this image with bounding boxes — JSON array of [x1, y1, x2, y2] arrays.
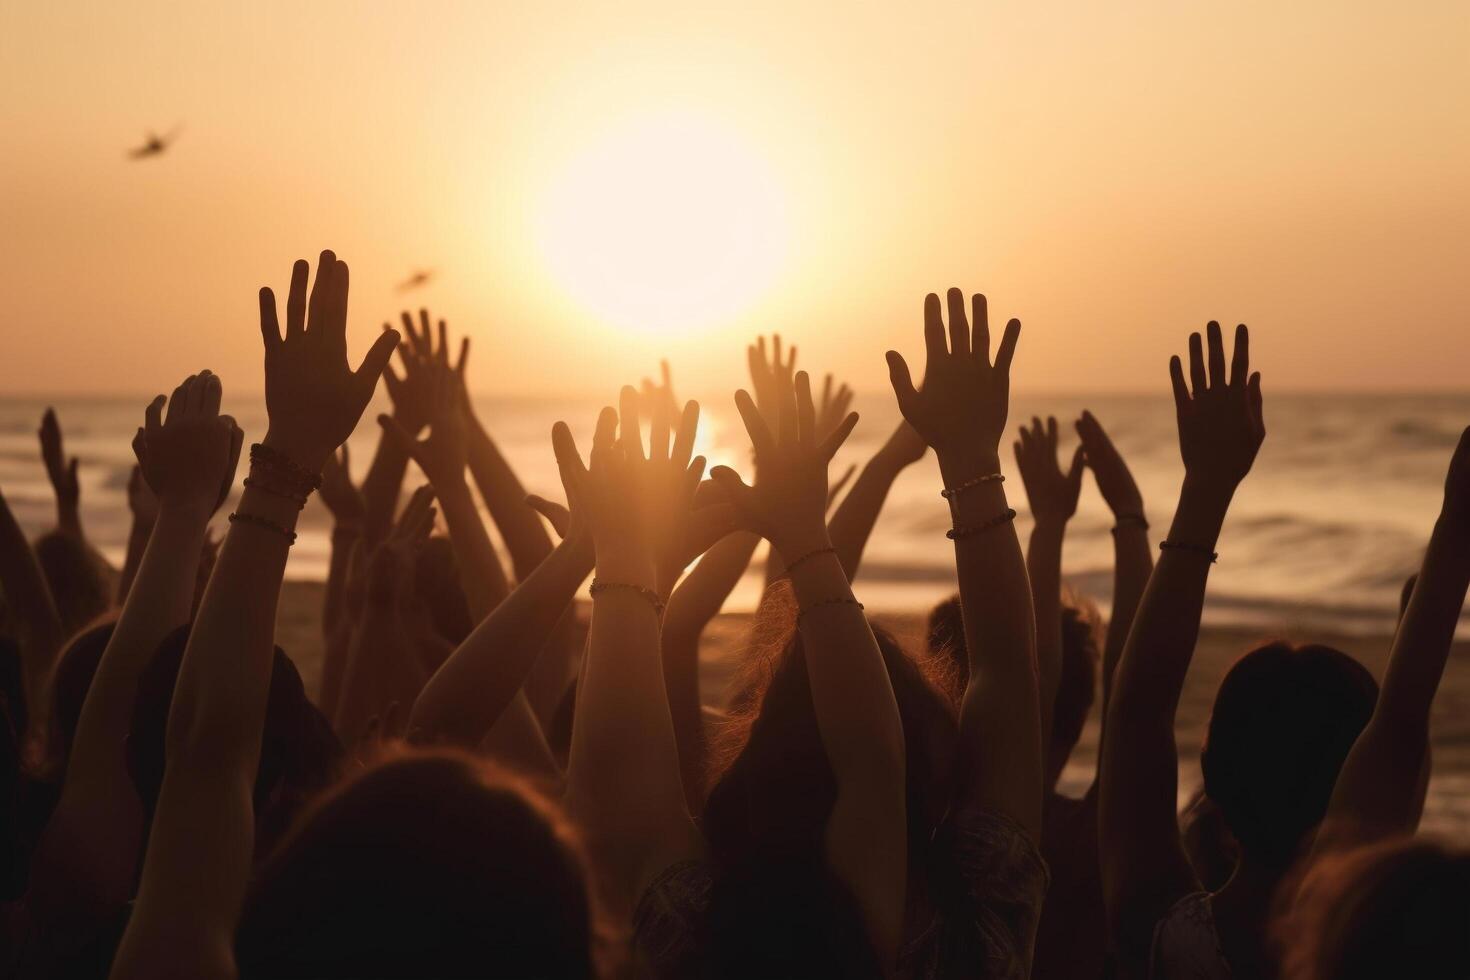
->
[[125, 127, 182, 160]]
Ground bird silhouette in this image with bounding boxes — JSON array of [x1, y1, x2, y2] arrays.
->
[[127, 126, 183, 160], [396, 270, 434, 291]]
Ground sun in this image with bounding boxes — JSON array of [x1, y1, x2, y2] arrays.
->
[[534, 111, 790, 336]]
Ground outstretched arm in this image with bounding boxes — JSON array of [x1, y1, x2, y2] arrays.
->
[[1074, 411, 1152, 762], [38, 408, 82, 537], [1015, 415, 1085, 756], [31, 374, 242, 925], [0, 487, 63, 714], [564, 392, 707, 905], [1098, 323, 1264, 970], [712, 374, 907, 966], [116, 465, 159, 603], [114, 252, 397, 980], [1319, 429, 1470, 850], [358, 310, 438, 545], [887, 289, 1041, 837], [826, 420, 927, 580]]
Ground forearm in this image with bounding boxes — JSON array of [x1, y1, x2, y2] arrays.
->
[[827, 452, 908, 581], [410, 541, 589, 746], [335, 604, 419, 742], [942, 448, 1043, 829], [322, 525, 359, 637], [56, 497, 82, 537], [1027, 519, 1067, 745], [116, 518, 153, 603], [435, 477, 511, 620], [359, 430, 410, 545], [466, 420, 553, 581], [0, 489, 64, 702]]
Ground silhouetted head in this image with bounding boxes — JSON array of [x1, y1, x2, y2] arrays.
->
[[1200, 642, 1377, 871], [414, 536, 474, 645], [236, 749, 598, 979], [32, 530, 111, 636], [1280, 839, 1470, 980], [927, 589, 1101, 785], [703, 582, 953, 968], [47, 618, 117, 769], [125, 624, 342, 854]]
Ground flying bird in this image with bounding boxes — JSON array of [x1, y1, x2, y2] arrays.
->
[[127, 126, 182, 160], [397, 270, 434, 291]]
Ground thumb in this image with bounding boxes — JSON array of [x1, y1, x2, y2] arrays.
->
[[525, 494, 571, 538], [1066, 445, 1086, 495], [357, 330, 402, 397], [885, 351, 917, 414], [708, 465, 754, 507], [67, 457, 79, 485]]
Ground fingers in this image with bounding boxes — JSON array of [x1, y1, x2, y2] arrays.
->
[[401, 311, 425, 357], [219, 419, 244, 510], [733, 389, 775, 459], [1229, 323, 1249, 388], [885, 350, 918, 415], [682, 455, 708, 508], [708, 465, 754, 508], [777, 359, 799, 446], [1206, 320, 1226, 389], [649, 387, 671, 463], [550, 421, 589, 499], [619, 385, 644, 461], [166, 375, 195, 425], [994, 318, 1021, 375], [1169, 355, 1190, 414], [307, 251, 337, 340], [795, 371, 816, 447], [1066, 444, 1086, 494], [817, 411, 859, 461], [259, 287, 282, 353], [144, 394, 166, 437], [456, 336, 470, 376], [946, 287, 970, 357], [436, 318, 448, 367], [1188, 331, 1207, 396], [1045, 415, 1058, 450], [590, 405, 619, 474], [285, 259, 309, 339], [820, 373, 833, 411], [972, 293, 991, 364], [923, 292, 947, 362], [670, 400, 700, 469], [196, 371, 221, 416], [1248, 372, 1264, 435]]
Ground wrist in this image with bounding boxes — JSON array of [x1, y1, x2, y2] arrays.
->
[[936, 448, 1002, 489], [156, 497, 215, 527], [261, 429, 328, 475], [594, 546, 657, 588], [772, 526, 833, 563]]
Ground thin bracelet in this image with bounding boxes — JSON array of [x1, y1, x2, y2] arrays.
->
[[1112, 513, 1150, 532], [797, 596, 864, 622], [229, 511, 298, 544], [784, 545, 837, 574], [947, 508, 1018, 540], [243, 477, 309, 508], [940, 473, 1005, 499], [589, 579, 665, 616], [1159, 540, 1217, 563]]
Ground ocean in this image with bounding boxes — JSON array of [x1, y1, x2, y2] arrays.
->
[[2, 390, 1462, 634]]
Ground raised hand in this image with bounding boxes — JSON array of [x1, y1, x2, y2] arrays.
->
[[1075, 411, 1144, 520], [38, 407, 81, 532], [639, 359, 679, 423], [711, 371, 858, 559], [527, 421, 594, 569], [377, 363, 467, 490], [319, 445, 366, 528], [383, 309, 463, 434], [258, 251, 399, 473], [1015, 416, 1084, 527], [133, 371, 244, 517], [746, 333, 797, 421], [886, 288, 1020, 482], [1169, 321, 1264, 495], [366, 485, 435, 608], [815, 373, 854, 444]]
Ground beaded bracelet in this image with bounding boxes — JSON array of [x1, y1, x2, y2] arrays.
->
[[589, 578, 665, 616], [250, 443, 324, 496], [947, 508, 1017, 540], [784, 545, 837, 575], [229, 511, 298, 544], [243, 476, 310, 508], [939, 473, 1005, 500], [797, 596, 864, 622], [1159, 540, 1217, 563], [1112, 513, 1150, 533]]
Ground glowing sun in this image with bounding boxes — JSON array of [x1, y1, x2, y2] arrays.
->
[[535, 112, 790, 335]]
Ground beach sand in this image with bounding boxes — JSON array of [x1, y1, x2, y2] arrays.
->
[[275, 581, 1470, 838]]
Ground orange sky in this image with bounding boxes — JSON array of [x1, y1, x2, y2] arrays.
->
[[2, 1, 1467, 398]]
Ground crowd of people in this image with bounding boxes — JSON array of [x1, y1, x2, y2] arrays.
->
[[2, 251, 1467, 978]]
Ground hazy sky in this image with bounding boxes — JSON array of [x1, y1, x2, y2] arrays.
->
[[2, 1, 1467, 398]]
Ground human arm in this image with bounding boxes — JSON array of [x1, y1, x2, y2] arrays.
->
[[1318, 429, 1470, 850], [0, 487, 64, 712], [116, 465, 159, 602], [886, 289, 1042, 837], [38, 407, 82, 536], [825, 420, 926, 581], [358, 310, 438, 545], [1014, 415, 1085, 750], [32, 373, 242, 922], [112, 251, 398, 980], [1097, 323, 1264, 968], [711, 374, 908, 965], [318, 444, 365, 638]]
